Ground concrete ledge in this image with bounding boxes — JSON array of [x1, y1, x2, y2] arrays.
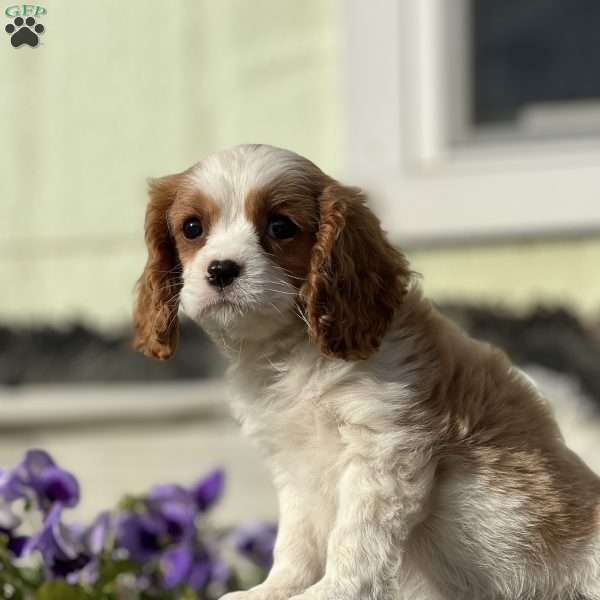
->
[[0, 380, 230, 431]]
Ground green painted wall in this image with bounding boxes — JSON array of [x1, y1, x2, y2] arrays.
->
[[408, 237, 600, 320], [1, 0, 342, 326]]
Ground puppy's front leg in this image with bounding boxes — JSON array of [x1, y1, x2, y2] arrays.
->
[[291, 459, 434, 600], [221, 485, 322, 600]]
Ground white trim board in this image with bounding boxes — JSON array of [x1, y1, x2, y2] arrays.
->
[[366, 163, 600, 246]]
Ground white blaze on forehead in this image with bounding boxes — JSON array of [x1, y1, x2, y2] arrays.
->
[[188, 144, 310, 221], [201, 217, 259, 264]]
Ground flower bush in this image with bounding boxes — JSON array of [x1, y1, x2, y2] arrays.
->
[[0, 449, 276, 600]]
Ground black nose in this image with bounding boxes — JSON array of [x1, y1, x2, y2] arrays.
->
[[207, 259, 241, 288]]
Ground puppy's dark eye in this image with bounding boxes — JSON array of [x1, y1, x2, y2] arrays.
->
[[183, 217, 203, 240], [267, 215, 299, 240]]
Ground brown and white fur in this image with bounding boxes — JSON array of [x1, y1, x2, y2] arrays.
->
[[133, 144, 600, 600]]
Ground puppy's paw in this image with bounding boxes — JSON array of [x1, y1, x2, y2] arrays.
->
[[289, 582, 344, 600], [219, 592, 256, 600], [220, 587, 297, 600], [290, 594, 343, 600]]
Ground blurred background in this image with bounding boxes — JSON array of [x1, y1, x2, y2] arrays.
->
[[1, 0, 599, 525]]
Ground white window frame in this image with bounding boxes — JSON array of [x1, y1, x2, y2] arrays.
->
[[342, 0, 600, 245]]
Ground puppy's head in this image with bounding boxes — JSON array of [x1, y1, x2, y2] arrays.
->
[[133, 144, 410, 361]]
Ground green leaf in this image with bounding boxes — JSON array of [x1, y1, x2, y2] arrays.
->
[[0, 540, 42, 597], [179, 588, 198, 600], [95, 556, 137, 588], [118, 495, 146, 512], [35, 580, 88, 600]]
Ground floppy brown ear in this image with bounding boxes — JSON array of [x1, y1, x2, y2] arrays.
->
[[302, 183, 411, 360], [133, 173, 183, 360]]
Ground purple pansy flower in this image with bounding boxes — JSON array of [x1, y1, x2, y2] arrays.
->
[[155, 500, 195, 544], [162, 545, 230, 592], [118, 476, 211, 563], [0, 449, 54, 502], [147, 484, 196, 544], [38, 466, 80, 508], [8, 533, 29, 557], [25, 504, 85, 577], [0, 468, 24, 503], [206, 555, 230, 585], [85, 510, 111, 556], [161, 544, 194, 588], [0, 527, 29, 557], [232, 520, 277, 569], [187, 559, 212, 590], [187, 555, 230, 591], [70, 511, 111, 585], [24, 504, 110, 581], [190, 468, 225, 512], [0, 450, 79, 511], [116, 511, 166, 562]]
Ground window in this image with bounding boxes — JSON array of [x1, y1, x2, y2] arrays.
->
[[461, 0, 600, 143], [343, 0, 600, 243]]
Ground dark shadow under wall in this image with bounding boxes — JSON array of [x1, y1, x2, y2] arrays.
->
[[0, 317, 225, 386], [1, 306, 599, 411]]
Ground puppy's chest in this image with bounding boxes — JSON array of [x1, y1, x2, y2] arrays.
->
[[228, 362, 346, 484]]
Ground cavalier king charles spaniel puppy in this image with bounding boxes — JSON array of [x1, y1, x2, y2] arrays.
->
[[134, 144, 600, 600]]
